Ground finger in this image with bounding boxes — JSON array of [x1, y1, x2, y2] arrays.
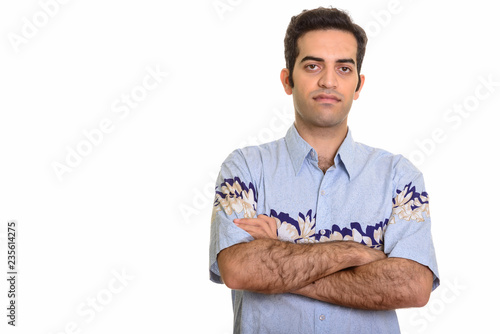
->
[[236, 218, 275, 239], [234, 218, 264, 226], [236, 224, 266, 239], [234, 219, 265, 232], [237, 220, 273, 237], [257, 215, 277, 228], [258, 215, 278, 236]]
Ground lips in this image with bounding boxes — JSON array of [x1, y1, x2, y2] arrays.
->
[[313, 93, 341, 103]]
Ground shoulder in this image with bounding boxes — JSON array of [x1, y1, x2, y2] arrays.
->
[[223, 138, 285, 166], [351, 141, 403, 169], [220, 138, 286, 177], [359, 142, 425, 195], [354, 141, 421, 180]]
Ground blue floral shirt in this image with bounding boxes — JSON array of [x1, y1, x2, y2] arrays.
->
[[209, 125, 439, 334]]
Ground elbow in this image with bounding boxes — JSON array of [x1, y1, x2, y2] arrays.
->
[[392, 281, 431, 309], [388, 263, 433, 309], [220, 268, 243, 290], [410, 270, 434, 308], [394, 260, 434, 308], [217, 250, 244, 290], [413, 288, 431, 308]]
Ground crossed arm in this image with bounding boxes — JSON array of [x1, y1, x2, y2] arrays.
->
[[217, 215, 433, 310]]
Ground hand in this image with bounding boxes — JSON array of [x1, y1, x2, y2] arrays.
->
[[234, 215, 278, 240]]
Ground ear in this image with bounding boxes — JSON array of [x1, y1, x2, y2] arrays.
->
[[280, 68, 293, 95], [354, 74, 365, 100]]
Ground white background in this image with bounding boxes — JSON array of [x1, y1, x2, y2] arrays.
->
[[1, 0, 499, 333]]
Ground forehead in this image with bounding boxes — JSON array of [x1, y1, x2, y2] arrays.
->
[[296, 29, 358, 62]]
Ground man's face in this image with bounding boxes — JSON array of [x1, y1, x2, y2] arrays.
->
[[281, 29, 365, 132]]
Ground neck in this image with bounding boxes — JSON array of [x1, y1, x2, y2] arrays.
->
[[294, 121, 348, 167]]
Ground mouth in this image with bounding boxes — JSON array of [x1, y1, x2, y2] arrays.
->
[[313, 93, 341, 104]]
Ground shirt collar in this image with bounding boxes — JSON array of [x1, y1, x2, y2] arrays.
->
[[284, 125, 314, 175], [284, 124, 358, 179], [335, 128, 356, 180]]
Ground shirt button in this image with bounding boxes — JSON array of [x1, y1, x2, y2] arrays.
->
[[320, 190, 326, 196], [320, 229, 326, 235], [319, 314, 326, 321]]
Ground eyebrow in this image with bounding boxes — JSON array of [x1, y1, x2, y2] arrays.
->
[[299, 56, 355, 65]]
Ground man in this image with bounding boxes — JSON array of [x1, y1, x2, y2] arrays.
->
[[209, 7, 439, 334]]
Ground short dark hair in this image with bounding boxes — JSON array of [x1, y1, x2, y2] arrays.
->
[[284, 7, 367, 91]]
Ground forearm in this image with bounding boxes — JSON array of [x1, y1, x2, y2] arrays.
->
[[293, 258, 434, 310], [218, 239, 384, 294]]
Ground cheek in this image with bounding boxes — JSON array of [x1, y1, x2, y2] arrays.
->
[[353, 90, 360, 100], [293, 79, 313, 98], [292, 86, 311, 108], [292, 90, 311, 117]]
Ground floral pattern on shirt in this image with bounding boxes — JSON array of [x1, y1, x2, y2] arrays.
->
[[389, 182, 430, 224], [272, 209, 317, 243], [316, 220, 388, 250], [212, 179, 428, 251], [212, 177, 258, 223], [269, 183, 429, 250], [270, 209, 388, 250]]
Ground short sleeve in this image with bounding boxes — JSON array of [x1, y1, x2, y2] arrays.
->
[[383, 158, 440, 291], [209, 149, 259, 284]]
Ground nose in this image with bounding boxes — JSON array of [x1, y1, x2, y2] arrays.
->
[[318, 67, 338, 89]]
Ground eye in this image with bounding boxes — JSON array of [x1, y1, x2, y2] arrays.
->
[[305, 64, 320, 71], [339, 66, 352, 73]]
